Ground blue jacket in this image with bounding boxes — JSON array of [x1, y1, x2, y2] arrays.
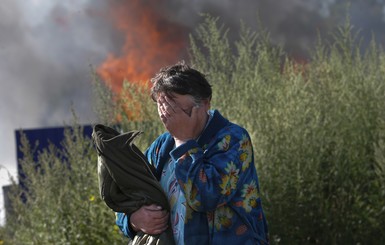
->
[[116, 110, 269, 244]]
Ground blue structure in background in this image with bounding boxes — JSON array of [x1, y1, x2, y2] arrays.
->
[[15, 125, 93, 166], [14, 125, 93, 200], [2, 125, 93, 223]]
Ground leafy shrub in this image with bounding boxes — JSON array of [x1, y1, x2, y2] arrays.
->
[[189, 15, 385, 244], [2, 123, 128, 244]]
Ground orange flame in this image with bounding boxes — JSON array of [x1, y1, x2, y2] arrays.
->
[[97, 0, 188, 93]]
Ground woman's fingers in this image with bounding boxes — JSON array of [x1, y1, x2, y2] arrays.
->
[[130, 205, 169, 235]]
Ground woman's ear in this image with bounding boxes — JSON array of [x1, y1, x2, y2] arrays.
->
[[202, 99, 211, 111]]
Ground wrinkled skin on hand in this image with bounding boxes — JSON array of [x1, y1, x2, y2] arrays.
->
[[156, 93, 210, 147], [130, 204, 169, 235]]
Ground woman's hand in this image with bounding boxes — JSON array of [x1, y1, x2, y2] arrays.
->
[[129, 204, 169, 235], [157, 95, 208, 146]]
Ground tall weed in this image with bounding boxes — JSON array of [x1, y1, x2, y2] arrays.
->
[[189, 15, 385, 244], [3, 124, 128, 244]]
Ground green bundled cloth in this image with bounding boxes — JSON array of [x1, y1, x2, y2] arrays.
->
[[92, 124, 175, 245]]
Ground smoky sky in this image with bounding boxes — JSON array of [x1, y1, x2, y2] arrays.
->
[[1, 0, 385, 223], [166, 0, 385, 57]]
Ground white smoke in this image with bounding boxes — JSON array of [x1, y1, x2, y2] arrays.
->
[[0, 0, 110, 225]]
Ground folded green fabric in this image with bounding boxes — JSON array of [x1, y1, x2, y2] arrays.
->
[[92, 124, 175, 245]]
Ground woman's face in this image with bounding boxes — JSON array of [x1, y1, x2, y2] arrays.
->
[[156, 93, 200, 117]]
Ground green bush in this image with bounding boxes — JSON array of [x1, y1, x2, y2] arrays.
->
[[189, 15, 385, 244], [2, 123, 128, 244]]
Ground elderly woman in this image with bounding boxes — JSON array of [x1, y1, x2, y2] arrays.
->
[[116, 62, 269, 245]]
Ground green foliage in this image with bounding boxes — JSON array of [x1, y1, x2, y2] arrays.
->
[[2, 124, 128, 244], [189, 15, 385, 244]]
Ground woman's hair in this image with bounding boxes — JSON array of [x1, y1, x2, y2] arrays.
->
[[150, 61, 212, 104]]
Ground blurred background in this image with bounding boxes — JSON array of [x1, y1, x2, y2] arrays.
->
[[1, 0, 385, 226]]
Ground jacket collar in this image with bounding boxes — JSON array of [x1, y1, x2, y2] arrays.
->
[[197, 110, 229, 147], [155, 110, 229, 179]]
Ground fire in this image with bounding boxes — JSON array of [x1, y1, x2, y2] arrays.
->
[[97, 0, 188, 93]]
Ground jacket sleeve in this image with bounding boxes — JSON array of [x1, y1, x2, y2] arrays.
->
[[115, 212, 136, 238], [170, 125, 255, 212]]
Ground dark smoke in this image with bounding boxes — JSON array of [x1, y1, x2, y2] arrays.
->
[[164, 0, 385, 58]]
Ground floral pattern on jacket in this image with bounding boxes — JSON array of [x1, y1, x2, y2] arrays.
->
[[116, 110, 269, 245]]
